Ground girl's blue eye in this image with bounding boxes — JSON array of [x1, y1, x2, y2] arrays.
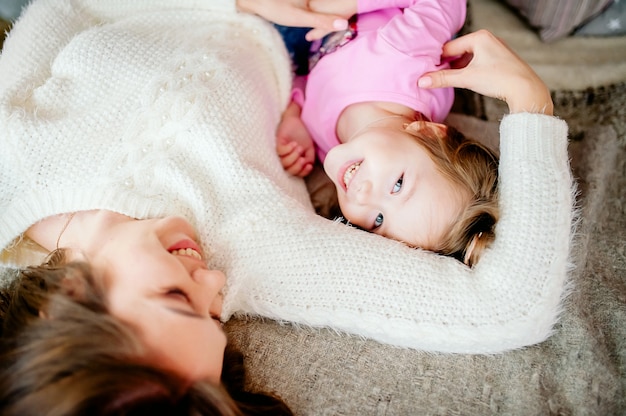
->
[[374, 213, 384, 228], [392, 176, 403, 194]]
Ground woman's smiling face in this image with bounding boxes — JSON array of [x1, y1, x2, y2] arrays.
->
[[323, 125, 469, 250], [88, 216, 227, 383]]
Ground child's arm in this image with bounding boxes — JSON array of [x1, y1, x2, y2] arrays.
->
[[377, 0, 467, 55], [276, 100, 316, 178], [309, 0, 414, 17]]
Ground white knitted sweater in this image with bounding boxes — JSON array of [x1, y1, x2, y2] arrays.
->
[[0, 0, 575, 353]]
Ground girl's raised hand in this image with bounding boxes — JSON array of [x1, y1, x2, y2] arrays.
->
[[237, 0, 349, 41], [419, 30, 553, 115]]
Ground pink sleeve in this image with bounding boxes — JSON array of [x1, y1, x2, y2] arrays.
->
[[290, 75, 307, 107], [373, 0, 467, 57]]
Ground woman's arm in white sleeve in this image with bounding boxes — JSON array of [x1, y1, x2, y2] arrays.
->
[[223, 30, 574, 353], [225, 111, 573, 353]]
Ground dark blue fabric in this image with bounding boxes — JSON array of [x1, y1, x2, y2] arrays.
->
[[273, 25, 312, 75]]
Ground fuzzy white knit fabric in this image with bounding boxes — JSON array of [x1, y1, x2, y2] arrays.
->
[[0, 0, 575, 353]]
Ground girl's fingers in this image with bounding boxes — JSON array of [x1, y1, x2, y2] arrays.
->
[[276, 141, 297, 157], [282, 152, 301, 169], [279, 145, 306, 168], [287, 159, 313, 177]]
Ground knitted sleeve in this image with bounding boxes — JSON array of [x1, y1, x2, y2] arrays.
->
[[223, 114, 574, 354]]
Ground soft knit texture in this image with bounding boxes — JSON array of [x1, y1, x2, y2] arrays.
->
[[0, 0, 575, 353], [294, 0, 465, 161]]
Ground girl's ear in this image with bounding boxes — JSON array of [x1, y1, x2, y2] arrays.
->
[[404, 120, 448, 136], [403, 120, 426, 133]]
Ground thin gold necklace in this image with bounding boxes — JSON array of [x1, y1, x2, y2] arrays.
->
[[346, 115, 408, 141], [56, 212, 76, 250]]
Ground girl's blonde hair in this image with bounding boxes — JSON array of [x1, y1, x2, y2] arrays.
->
[[0, 250, 292, 416], [403, 121, 499, 267]]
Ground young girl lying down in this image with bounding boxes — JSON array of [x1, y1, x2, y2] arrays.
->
[[270, 0, 499, 266]]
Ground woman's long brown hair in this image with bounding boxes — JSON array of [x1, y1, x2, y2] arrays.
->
[[0, 251, 292, 416]]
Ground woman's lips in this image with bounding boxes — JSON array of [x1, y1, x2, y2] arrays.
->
[[167, 239, 203, 260]]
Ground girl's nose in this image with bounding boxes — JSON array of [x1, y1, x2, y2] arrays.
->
[[355, 180, 373, 205]]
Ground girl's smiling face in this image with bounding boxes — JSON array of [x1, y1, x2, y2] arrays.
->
[[323, 124, 469, 250]]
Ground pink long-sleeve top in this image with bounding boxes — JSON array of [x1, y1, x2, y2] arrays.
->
[[293, 0, 467, 162]]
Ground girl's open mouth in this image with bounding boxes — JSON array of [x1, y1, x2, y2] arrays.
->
[[341, 161, 361, 191]]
